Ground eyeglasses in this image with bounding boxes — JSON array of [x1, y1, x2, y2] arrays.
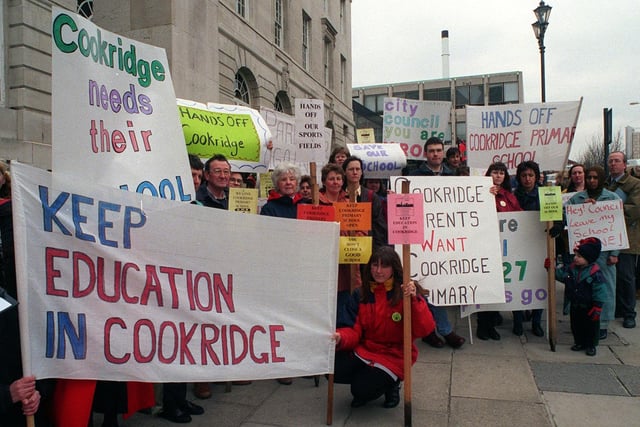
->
[[211, 169, 231, 176]]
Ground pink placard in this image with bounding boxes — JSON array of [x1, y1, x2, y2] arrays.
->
[[387, 193, 424, 245]]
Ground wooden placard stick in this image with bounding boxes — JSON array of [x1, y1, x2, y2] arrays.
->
[[401, 180, 412, 427]]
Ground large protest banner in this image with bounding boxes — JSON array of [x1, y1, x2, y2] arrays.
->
[[466, 101, 581, 173], [382, 97, 451, 161], [390, 176, 505, 305], [462, 211, 548, 317], [347, 143, 407, 179], [51, 7, 194, 201], [13, 162, 339, 382], [566, 200, 629, 253]]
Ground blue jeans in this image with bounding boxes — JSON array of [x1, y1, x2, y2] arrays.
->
[[427, 302, 452, 336]]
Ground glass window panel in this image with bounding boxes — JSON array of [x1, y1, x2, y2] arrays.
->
[[469, 84, 484, 105], [504, 82, 519, 103]]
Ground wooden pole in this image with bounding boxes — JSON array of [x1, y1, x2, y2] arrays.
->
[[547, 220, 557, 352], [401, 180, 412, 427]]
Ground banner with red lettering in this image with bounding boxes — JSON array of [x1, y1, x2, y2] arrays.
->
[[390, 176, 505, 306], [12, 162, 339, 382], [466, 101, 581, 173]]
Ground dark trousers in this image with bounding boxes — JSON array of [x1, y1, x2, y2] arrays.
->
[[616, 253, 638, 320], [334, 351, 395, 403], [477, 311, 498, 332], [163, 383, 187, 412], [570, 305, 599, 347], [513, 309, 542, 326]]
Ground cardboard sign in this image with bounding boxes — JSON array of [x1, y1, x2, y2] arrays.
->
[[387, 193, 424, 245], [51, 7, 194, 202], [356, 128, 376, 143], [297, 204, 336, 222], [466, 101, 581, 174], [339, 236, 372, 264], [294, 99, 326, 163], [347, 143, 407, 179], [229, 188, 259, 214], [382, 97, 451, 160], [539, 186, 563, 221], [335, 202, 372, 231], [566, 200, 629, 253]]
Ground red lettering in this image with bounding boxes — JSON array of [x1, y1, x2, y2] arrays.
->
[[104, 317, 129, 364], [133, 319, 156, 363], [72, 251, 96, 297], [158, 321, 178, 364], [249, 326, 268, 363], [46, 247, 69, 297], [269, 325, 285, 363]]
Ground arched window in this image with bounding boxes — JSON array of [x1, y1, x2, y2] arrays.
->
[[77, 0, 94, 19], [274, 91, 292, 114], [234, 71, 250, 104]]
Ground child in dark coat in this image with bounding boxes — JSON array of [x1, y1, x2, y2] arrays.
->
[[554, 237, 606, 356]]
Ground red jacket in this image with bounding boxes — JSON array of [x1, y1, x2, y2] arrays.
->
[[495, 188, 522, 212], [337, 285, 434, 379]]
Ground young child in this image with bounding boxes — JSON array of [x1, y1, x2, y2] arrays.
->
[[554, 237, 605, 356]]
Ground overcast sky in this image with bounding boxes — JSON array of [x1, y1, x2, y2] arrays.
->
[[351, 0, 640, 158]]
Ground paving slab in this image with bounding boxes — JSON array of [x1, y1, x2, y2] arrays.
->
[[531, 362, 629, 395], [525, 343, 622, 365], [609, 365, 640, 396], [542, 391, 640, 427], [451, 354, 540, 402], [412, 361, 450, 413], [449, 397, 551, 427]]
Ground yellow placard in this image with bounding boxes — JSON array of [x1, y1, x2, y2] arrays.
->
[[339, 236, 372, 264], [229, 188, 258, 214], [259, 172, 274, 198], [356, 128, 376, 143], [539, 186, 563, 221]]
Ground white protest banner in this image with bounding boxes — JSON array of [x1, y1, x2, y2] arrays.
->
[[462, 211, 548, 317], [51, 7, 194, 201], [382, 97, 451, 160], [566, 200, 629, 253], [12, 162, 338, 382], [390, 176, 504, 305], [294, 99, 326, 163], [466, 101, 581, 173], [347, 143, 407, 178]]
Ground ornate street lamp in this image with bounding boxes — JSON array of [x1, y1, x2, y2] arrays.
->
[[532, 1, 552, 102]]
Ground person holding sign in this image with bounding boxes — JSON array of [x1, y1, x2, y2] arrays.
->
[[333, 247, 434, 408], [551, 237, 605, 356], [513, 160, 545, 337], [342, 156, 388, 250], [565, 166, 620, 340], [477, 162, 522, 341], [319, 164, 361, 327], [605, 151, 640, 329], [196, 154, 231, 209]]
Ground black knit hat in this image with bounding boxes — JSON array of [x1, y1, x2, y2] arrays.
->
[[575, 237, 602, 264]]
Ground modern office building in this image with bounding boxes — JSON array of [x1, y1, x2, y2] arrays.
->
[[352, 71, 524, 145], [0, 0, 354, 168]]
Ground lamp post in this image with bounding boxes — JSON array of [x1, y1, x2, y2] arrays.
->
[[532, 1, 552, 102]]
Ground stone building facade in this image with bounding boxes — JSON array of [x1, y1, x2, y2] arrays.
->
[[0, 0, 354, 168]]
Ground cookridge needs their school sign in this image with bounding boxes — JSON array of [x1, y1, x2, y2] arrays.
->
[[12, 162, 338, 382], [51, 7, 194, 201]]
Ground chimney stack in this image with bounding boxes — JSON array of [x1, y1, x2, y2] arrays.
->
[[441, 30, 450, 79]]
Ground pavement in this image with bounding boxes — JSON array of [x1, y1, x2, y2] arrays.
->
[[108, 285, 640, 427]]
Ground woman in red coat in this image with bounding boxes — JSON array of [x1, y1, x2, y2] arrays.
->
[[333, 247, 434, 408]]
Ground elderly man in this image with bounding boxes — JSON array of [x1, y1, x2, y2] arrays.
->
[[196, 154, 231, 209], [605, 151, 640, 329]]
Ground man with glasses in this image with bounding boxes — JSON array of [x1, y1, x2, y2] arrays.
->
[[605, 151, 640, 329], [197, 154, 231, 210]]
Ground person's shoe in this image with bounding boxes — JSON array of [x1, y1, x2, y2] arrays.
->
[[179, 400, 204, 416], [476, 328, 489, 341], [571, 344, 585, 351], [512, 323, 523, 336], [586, 347, 597, 356], [232, 380, 253, 385], [422, 332, 445, 348], [350, 397, 367, 408], [193, 383, 211, 399], [277, 378, 293, 385], [159, 408, 192, 423], [383, 381, 401, 408], [444, 332, 465, 349], [623, 318, 636, 328], [488, 327, 501, 341], [532, 323, 544, 337], [599, 329, 608, 340]]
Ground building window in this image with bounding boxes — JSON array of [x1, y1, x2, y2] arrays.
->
[[302, 12, 311, 69], [455, 84, 483, 108], [488, 82, 519, 105], [393, 90, 419, 100], [424, 87, 451, 101], [234, 71, 250, 104], [77, 0, 94, 19], [364, 94, 386, 115], [323, 39, 332, 87], [274, 91, 291, 114], [340, 0, 345, 32], [340, 55, 347, 101], [274, 0, 283, 47], [236, 0, 247, 18]]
